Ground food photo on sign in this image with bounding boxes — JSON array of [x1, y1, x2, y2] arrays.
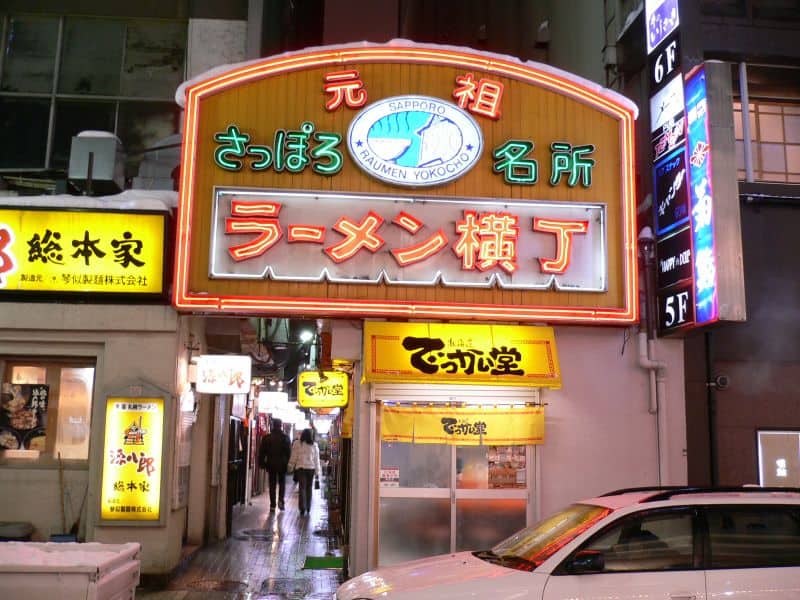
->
[[0, 382, 48, 452]]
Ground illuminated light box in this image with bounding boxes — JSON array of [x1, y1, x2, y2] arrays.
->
[[100, 397, 164, 522], [174, 42, 639, 325], [195, 355, 252, 394], [363, 321, 561, 388], [0, 208, 166, 296], [297, 371, 349, 408]]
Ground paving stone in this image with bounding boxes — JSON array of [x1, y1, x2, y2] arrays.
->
[[137, 484, 343, 600]]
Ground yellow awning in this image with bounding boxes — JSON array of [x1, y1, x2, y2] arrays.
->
[[381, 404, 544, 446]]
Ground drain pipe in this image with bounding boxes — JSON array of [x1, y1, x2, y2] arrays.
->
[[638, 226, 669, 485], [638, 331, 668, 484]]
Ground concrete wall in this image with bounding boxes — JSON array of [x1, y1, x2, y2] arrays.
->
[[546, 0, 607, 86], [187, 18, 247, 79], [539, 325, 686, 517], [0, 303, 186, 574]]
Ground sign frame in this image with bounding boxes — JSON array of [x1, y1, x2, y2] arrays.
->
[[99, 395, 167, 525], [363, 321, 561, 388], [174, 43, 639, 325], [0, 206, 169, 301], [195, 354, 252, 394], [297, 370, 349, 408]]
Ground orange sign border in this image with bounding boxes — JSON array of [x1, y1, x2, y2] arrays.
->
[[174, 43, 638, 324]]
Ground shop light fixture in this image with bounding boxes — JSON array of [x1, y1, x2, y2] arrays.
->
[[313, 418, 334, 435]]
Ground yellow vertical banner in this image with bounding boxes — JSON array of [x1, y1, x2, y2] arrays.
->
[[100, 397, 164, 521], [381, 405, 544, 446]]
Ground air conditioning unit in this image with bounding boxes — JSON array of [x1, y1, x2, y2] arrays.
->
[[68, 131, 126, 195]]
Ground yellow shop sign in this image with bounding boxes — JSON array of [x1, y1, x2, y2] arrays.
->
[[298, 370, 349, 408], [100, 397, 164, 521], [0, 208, 165, 294], [363, 322, 561, 387], [382, 405, 545, 446]]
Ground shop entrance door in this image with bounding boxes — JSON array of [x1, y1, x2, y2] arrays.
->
[[373, 384, 536, 567]]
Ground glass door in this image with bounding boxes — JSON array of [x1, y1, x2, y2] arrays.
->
[[378, 441, 452, 566], [455, 445, 528, 551], [378, 441, 532, 566]]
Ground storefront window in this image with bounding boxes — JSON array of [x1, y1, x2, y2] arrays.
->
[[1, 359, 95, 460], [457, 445, 526, 489], [381, 441, 450, 488]]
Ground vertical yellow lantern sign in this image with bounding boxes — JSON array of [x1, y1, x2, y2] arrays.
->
[[101, 397, 164, 521]]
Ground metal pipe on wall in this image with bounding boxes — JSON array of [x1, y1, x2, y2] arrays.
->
[[637, 226, 669, 485], [739, 62, 754, 182]]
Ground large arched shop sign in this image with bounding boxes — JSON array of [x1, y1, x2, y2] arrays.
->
[[173, 41, 638, 324]]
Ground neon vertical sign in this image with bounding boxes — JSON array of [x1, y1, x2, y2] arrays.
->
[[684, 66, 718, 325]]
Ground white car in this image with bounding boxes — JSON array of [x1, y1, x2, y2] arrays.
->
[[337, 486, 800, 599]]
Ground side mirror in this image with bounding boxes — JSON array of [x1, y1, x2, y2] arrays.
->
[[566, 549, 605, 574]]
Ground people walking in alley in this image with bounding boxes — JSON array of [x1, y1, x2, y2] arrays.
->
[[258, 418, 291, 511], [288, 428, 322, 516], [291, 430, 302, 487]]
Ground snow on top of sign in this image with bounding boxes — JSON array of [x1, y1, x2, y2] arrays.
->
[[174, 38, 639, 119], [0, 189, 177, 211]]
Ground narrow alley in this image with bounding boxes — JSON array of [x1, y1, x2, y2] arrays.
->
[[137, 480, 343, 600]]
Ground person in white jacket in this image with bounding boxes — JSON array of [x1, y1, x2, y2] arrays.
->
[[288, 428, 322, 516]]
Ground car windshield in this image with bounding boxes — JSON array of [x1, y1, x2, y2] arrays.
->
[[491, 503, 612, 566]]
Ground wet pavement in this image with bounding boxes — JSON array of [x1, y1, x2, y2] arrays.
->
[[137, 481, 343, 599]]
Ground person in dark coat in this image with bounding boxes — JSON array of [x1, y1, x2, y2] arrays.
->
[[258, 418, 291, 511]]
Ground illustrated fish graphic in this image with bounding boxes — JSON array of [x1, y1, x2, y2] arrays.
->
[[367, 111, 463, 168]]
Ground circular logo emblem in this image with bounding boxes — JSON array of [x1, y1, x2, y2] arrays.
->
[[347, 95, 483, 187]]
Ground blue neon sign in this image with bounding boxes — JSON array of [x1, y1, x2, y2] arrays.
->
[[684, 66, 718, 325]]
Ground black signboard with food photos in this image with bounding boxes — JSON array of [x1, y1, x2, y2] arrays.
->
[[0, 383, 48, 451]]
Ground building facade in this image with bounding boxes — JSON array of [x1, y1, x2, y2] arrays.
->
[[605, 0, 800, 488], [18, 0, 792, 578]]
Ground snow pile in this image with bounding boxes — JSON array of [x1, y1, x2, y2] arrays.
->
[[0, 542, 138, 568], [174, 38, 639, 118], [0, 189, 177, 211]]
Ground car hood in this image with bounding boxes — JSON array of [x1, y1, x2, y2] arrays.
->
[[337, 551, 543, 600]]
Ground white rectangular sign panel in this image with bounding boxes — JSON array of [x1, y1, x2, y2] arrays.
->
[[195, 355, 251, 394], [210, 189, 607, 292]]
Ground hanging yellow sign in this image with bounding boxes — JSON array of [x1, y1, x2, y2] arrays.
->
[[381, 405, 544, 446], [0, 208, 165, 294], [297, 370, 349, 408], [100, 397, 164, 521], [363, 322, 561, 387]]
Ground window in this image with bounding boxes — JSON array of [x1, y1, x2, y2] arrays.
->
[[734, 101, 800, 182], [758, 430, 800, 486], [573, 509, 695, 572], [0, 15, 185, 178], [707, 506, 800, 568], [732, 63, 800, 183], [1, 358, 95, 460]]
